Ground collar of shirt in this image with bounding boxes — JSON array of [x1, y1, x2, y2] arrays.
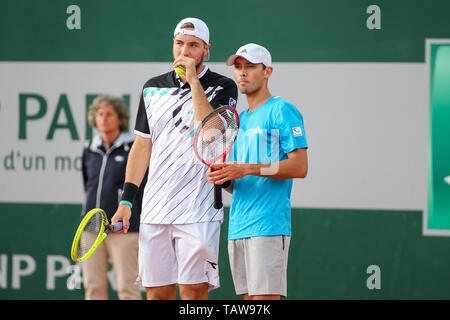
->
[[175, 65, 209, 87], [90, 132, 134, 153]]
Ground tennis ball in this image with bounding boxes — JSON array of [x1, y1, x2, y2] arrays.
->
[[174, 65, 186, 76]]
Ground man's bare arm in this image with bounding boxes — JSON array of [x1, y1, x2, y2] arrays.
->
[[206, 148, 308, 186], [111, 135, 152, 232]]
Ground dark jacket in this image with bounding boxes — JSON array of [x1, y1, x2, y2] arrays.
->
[[81, 133, 145, 232]]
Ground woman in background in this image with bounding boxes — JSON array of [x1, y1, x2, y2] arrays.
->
[[81, 95, 144, 300]]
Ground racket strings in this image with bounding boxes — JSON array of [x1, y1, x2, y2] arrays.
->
[[196, 109, 238, 164], [76, 211, 103, 260]]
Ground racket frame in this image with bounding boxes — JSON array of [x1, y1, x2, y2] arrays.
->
[[71, 208, 112, 263], [192, 105, 239, 209], [192, 105, 240, 166]]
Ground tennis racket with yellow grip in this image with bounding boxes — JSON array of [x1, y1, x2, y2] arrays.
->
[[71, 208, 124, 263]]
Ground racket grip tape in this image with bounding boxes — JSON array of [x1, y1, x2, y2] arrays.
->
[[214, 184, 223, 209], [221, 180, 231, 189], [111, 221, 124, 231]]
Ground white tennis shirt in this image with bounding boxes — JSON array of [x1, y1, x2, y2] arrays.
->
[[134, 66, 238, 224]]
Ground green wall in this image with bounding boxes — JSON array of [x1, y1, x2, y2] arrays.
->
[[1, 0, 450, 62], [2, 204, 450, 299]]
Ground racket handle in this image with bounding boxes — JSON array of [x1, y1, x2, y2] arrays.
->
[[111, 221, 123, 231], [221, 180, 231, 189], [214, 184, 223, 209]]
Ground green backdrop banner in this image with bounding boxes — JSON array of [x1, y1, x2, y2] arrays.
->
[[2, 204, 450, 299], [1, 0, 450, 62], [428, 44, 450, 229]]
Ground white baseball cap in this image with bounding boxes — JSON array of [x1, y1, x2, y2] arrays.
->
[[174, 17, 210, 61], [226, 43, 272, 67]]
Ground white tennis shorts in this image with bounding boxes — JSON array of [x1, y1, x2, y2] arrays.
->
[[136, 221, 221, 291]]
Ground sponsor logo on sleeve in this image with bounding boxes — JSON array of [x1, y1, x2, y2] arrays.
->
[[292, 126, 303, 137]]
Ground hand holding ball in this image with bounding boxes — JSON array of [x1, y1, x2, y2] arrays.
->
[[174, 65, 186, 76]]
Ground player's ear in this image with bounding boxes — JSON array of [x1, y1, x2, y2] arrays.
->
[[264, 66, 273, 79], [203, 43, 210, 59]]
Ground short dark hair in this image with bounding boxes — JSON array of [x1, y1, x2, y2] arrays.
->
[[181, 22, 195, 29]]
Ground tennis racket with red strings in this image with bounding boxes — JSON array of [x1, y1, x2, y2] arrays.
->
[[193, 105, 240, 209]]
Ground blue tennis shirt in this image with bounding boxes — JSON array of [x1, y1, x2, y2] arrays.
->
[[228, 96, 308, 240]]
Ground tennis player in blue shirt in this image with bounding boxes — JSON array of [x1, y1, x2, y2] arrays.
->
[[207, 43, 308, 300]]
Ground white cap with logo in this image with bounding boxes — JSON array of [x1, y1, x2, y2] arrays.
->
[[226, 43, 272, 67], [173, 17, 210, 61]]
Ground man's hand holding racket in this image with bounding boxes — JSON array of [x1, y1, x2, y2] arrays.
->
[[111, 181, 140, 233], [206, 162, 248, 186], [111, 204, 131, 234]]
